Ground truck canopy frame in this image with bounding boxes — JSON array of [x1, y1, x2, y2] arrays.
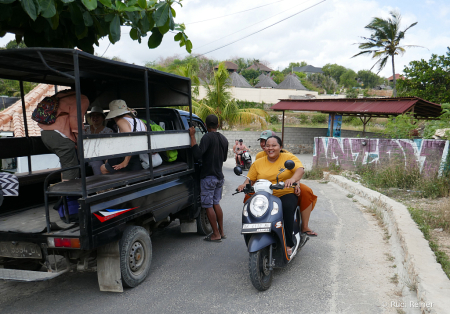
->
[[0, 48, 194, 233]]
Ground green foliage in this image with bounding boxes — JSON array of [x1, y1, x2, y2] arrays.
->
[[352, 10, 420, 96], [269, 115, 278, 124], [397, 48, 450, 104], [298, 77, 321, 93], [270, 70, 285, 84], [408, 206, 450, 279], [346, 88, 359, 98], [0, 0, 191, 54], [0, 42, 37, 96], [342, 116, 362, 126], [235, 100, 264, 110], [322, 63, 347, 85], [382, 113, 419, 139], [340, 69, 358, 88], [422, 103, 450, 139], [307, 73, 337, 94], [3, 40, 27, 49], [299, 113, 309, 124], [281, 61, 307, 75], [357, 161, 449, 198], [357, 70, 383, 88], [311, 113, 327, 124], [303, 167, 323, 180], [240, 69, 262, 86], [194, 63, 268, 129], [293, 71, 306, 79]]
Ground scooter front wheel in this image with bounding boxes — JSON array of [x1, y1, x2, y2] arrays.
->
[[248, 247, 273, 291]]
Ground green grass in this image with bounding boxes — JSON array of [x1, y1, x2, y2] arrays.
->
[[303, 167, 324, 180], [408, 206, 450, 280], [356, 162, 450, 199]]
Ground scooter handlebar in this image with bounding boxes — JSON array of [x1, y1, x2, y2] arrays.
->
[[270, 182, 298, 190]]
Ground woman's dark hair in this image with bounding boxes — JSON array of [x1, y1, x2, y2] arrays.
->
[[266, 135, 283, 148]]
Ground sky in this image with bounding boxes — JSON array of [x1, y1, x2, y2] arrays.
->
[[1, 0, 449, 78]]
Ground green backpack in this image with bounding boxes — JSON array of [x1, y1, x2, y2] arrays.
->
[[146, 122, 178, 162]]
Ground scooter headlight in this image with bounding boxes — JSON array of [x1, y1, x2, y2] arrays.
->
[[249, 195, 269, 217]]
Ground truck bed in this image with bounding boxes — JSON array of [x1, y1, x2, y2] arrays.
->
[[48, 161, 189, 195], [0, 205, 76, 233]]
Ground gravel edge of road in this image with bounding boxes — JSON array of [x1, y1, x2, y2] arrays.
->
[[326, 172, 450, 314]]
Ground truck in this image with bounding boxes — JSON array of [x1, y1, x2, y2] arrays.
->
[[0, 48, 211, 292]]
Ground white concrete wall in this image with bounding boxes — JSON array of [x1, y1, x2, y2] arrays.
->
[[197, 86, 346, 103], [198, 86, 318, 104]]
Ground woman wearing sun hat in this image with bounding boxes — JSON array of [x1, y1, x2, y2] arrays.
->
[[84, 106, 113, 175], [100, 100, 146, 174]]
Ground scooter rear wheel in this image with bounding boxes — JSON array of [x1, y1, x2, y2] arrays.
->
[[248, 247, 273, 291]]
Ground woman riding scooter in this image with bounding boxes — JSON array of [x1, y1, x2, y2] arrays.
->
[[237, 136, 304, 255]]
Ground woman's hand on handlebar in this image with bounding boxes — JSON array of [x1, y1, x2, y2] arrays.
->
[[294, 184, 301, 196], [237, 184, 246, 192], [284, 178, 297, 189]]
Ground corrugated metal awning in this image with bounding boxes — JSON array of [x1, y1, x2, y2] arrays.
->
[[270, 97, 442, 119]]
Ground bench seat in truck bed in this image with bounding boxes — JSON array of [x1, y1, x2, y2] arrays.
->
[[48, 161, 189, 195]]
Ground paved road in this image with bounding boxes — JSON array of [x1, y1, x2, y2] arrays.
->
[[0, 158, 400, 314]]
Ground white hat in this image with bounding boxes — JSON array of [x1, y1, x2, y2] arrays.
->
[[87, 106, 105, 117], [105, 100, 130, 119]]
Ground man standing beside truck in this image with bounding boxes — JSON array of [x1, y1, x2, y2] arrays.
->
[[189, 115, 228, 242]]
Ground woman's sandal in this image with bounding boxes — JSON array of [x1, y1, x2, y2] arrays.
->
[[302, 230, 318, 237]]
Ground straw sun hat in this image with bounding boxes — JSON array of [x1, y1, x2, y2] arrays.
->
[[105, 99, 133, 120]]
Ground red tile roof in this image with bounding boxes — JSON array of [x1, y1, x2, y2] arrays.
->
[[387, 74, 405, 81], [0, 84, 68, 137]]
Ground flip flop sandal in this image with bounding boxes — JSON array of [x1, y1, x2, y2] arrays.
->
[[221, 235, 227, 239], [204, 235, 222, 242], [302, 230, 318, 237]]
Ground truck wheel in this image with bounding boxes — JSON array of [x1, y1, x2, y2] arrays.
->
[[249, 247, 273, 291], [196, 207, 212, 235], [119, 226, 152, 288]]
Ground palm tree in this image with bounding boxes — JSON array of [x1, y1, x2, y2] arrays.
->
[[352, 11, 421, 97], [194, 63, 268, 129]]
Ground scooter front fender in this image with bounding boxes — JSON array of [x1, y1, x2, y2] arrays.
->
[[247, 233, 277, 253]]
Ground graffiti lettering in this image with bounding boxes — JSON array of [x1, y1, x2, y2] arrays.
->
[[313, 137, 449, 177]]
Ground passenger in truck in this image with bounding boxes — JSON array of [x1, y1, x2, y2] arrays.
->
[[100, 100, 162, 173], [84, 106, 113, 175]]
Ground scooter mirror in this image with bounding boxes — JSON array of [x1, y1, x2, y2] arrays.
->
[[284, 160, 295, 170], [234, 166, 243, 176]]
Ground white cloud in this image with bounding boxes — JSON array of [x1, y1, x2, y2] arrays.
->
[[1, 0, 449, 79]]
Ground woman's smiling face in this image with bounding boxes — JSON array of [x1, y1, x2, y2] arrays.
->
[[265, 137, 281, 159]]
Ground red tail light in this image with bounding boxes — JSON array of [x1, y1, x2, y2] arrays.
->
[[48, 237, 80, 248]]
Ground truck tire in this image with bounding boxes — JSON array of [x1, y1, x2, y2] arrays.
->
[[249, 247, 273, 291], [119, 226, 152, 288], [196, 207, 212, 235]]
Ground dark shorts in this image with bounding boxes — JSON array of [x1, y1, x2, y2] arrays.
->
[[105, 155, 142, 173], [200, 176, 225, 208], [41, 130, 79, 180]]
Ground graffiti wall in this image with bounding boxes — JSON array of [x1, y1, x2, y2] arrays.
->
[[313, 137, 450, 176]]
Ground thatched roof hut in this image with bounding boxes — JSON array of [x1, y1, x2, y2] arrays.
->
[[254, 75, 277, 88], [228, 72, 252, 88], [275, 74, 307, 90]]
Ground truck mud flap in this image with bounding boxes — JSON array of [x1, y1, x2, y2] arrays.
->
[[97, 240, 123, 292], [0, 267, 69, 282]]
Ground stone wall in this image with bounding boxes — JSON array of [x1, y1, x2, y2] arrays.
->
[[220, 128, 383, 157], [313, 137, 450, 177]]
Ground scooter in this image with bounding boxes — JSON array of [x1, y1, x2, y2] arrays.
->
[[236, 146, 252, 170], [233, 160, 309, 291]]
